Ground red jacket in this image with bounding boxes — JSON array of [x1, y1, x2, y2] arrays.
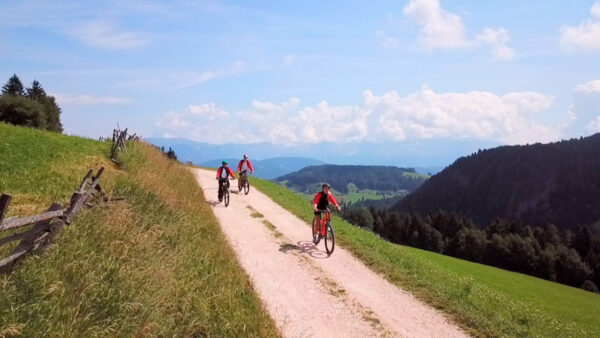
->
[[313, 191, 340, 208], [237, 159, 254, 172], [216, 166, 236, 179]]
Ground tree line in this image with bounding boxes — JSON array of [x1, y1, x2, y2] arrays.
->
[[0, 74, 62, 132], [276, 164, 427, 193], [341, 205, 600, 293]]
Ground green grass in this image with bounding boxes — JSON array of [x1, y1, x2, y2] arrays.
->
[[0, 123, 278, 337], [251, 176, 600, 337]]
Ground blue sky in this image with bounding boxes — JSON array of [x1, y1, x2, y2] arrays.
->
[[1, 0, 600, 146]]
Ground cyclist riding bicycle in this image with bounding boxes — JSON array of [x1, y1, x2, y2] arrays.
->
[[216, 160, 236, 202], [313, 183, 341, 227], [237, 154, 254, 175]]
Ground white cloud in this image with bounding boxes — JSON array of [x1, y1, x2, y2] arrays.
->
[[72, 21, 149, 50], [393, 0, 515, 60], [476, 28, 515, 60], [188, 103, 229, 117], [574, 80, 600, 94], [587, 116, 600, 132], [403, 0, 469, 50], [592, 2, 600, 18], [155, 87, 558, 145], [559, 3, 600, 52], [53, 93, 131, 105], [363, 88, 555, 144]]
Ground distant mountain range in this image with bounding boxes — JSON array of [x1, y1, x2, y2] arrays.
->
[[199, 157, 325, 179], [146, 137, 497, 169], [394, 133, 600, 229], [274, 164, 428, 194]]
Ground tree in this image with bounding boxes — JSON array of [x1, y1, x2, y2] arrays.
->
[[0, 95, 46, 128], [2, 74, 25, 96], [38, 95, 63, 132], [26, 80, 46, 101], [166, 147, 177, 160]]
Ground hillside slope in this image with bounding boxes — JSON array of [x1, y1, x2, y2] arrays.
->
[[275, 164, 427, 194], [0, 123, 277, 336], [251, 176, 600, 337], [395, 134, 600, 229]]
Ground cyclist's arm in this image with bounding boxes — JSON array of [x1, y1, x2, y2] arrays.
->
[[249, 160, 254, 173], [312, 193, 321, 211], [328, 193, 341, 210], [228, 167, 236, 179]]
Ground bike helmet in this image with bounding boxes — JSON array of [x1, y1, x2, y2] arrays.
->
[[322, 183, 331, 189], [222, 160, 228, 165], [243, 154, 248, 158]]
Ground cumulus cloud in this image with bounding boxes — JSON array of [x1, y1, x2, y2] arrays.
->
[[574, 80, 600, 94], [72, 21, 149, 50], [363, 88, 555, 144], [476, 28, 515, 60], [560, 2, 600, 52], [388, 0, 514, 60], [155, 88, 559, 145], [53, 93, 131, 105], [403, 0, 469, 50]]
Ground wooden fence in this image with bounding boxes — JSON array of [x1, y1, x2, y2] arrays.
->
[[0, 168, 108, 274], [0, 128, 135, 274], [110, 127, 139, 164]]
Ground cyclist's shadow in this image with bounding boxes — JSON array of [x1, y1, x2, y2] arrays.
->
[[279, 241, 329, 259]]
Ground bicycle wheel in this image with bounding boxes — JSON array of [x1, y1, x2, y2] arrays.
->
[[324, 223, 335, 255], [244, 181, 250, 195], [224, 190, 230, 207], [312, 218, 321, 245]]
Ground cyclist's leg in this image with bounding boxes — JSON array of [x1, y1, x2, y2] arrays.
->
[[314, 212, 321, 230], [218, 179, 223, 201]]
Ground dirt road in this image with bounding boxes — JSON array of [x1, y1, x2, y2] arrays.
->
[[194, 168, 466, 338]]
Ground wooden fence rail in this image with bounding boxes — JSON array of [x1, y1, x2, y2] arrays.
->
[[110, 127, 139, 164], [0, 167, 106, 274]]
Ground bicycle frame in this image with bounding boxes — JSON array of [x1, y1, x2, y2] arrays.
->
[[316, 209, 331, 234]]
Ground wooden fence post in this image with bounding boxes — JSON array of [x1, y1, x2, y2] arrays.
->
[[0, 194, 11, 226]]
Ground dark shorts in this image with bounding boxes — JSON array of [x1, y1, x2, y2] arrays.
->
[[314, 210, 325, 216]]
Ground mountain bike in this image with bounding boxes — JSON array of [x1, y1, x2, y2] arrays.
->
[[238, 171, 250, 195], [219, 178, 233, 207], [312, 209, 335, 255]]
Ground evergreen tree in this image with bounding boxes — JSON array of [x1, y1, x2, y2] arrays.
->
[[26, 80, 46, 100], [2, 74, 25, 96]]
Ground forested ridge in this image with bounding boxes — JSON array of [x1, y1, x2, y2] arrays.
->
[[275, 164, 427, 193], [339, 134, 600, 292], [394, 133, 600, 229]]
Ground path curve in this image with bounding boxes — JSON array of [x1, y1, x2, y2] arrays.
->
[[194, 168, 467, 338]]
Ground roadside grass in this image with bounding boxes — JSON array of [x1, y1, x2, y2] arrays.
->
[[0, 124, 278, 337], [251, 177, 600, 338]]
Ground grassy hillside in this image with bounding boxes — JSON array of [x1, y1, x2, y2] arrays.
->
[[251, 177, 600, 337], [0, 123, 277, 337]]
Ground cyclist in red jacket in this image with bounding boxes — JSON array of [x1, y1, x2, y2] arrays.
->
[[237, 154, 254, 174], [216, 160, 235, 202], [313, 183, 341, 228]]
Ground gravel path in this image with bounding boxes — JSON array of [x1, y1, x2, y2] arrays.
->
[[194, 168, 467, 338]]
